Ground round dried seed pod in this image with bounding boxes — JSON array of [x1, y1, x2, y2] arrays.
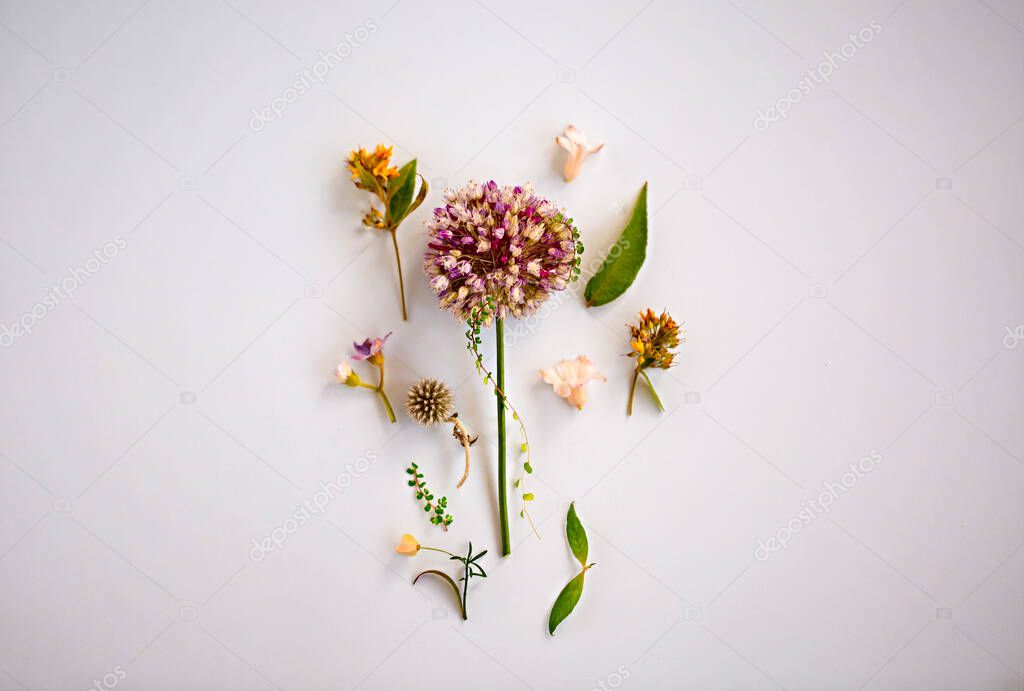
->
[[406, 378, 454, 426]]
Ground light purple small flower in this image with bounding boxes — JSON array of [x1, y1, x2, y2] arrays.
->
[[351, 332, 392, 361]]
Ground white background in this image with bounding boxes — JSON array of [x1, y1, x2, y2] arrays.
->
[[1, 1, 1023, 689]]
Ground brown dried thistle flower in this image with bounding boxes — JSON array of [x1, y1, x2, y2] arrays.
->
[[406, 378, 454, 425], [406, 378, 477, 488], [626, 309, 684, 415]]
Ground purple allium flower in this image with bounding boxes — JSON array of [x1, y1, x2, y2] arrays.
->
[[424, 181, 580, 322]]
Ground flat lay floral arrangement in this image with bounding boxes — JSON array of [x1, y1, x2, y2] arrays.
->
[[335, 131, 683, 631]]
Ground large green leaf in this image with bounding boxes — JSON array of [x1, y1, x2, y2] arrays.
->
[[387, 159, 418, 225], [566, 502, 588, 567], [548, 571, 586, 635], [584, 183, 648, 307]]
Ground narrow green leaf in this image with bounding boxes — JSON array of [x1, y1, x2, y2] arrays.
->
[[566, 502, 588, 567], [548, 571, 586, 635], [414, 569, 466, 620], [584, 183, 648, 307], [387, 159, 417, 224]]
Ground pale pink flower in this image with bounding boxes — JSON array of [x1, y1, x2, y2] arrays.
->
[[539, 356, 606, 410], [555, 125, 604, 182]]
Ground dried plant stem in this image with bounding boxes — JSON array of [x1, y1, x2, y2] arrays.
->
[[627, 367, 640, 416], [388, 227, 408, 321], [449, 416, 473, 489]]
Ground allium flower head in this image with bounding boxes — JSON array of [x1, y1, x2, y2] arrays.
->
[[424, 181, 581, 322], [628, 309, 683, 369]]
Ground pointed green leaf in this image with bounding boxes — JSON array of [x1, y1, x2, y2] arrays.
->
[[566, 502, 588, 567], [387, 159, 417, 224], [548, 571, 586, 635], [400, 174, 429, 222], [584, 183, 648, 307]]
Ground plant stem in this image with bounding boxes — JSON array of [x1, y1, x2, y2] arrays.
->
[[388, 228, 408, 321], [374, 362, 396, 423], [495, 318, 510, 557], [377, 389, 396, 423], [449, 416, 473, 489], [627, 366, 640, 416], [640, 370, 666, 412], [462, 546, 471, 618], [419, 546, 456, 558]]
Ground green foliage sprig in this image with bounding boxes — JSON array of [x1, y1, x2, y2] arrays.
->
[[413, 542, 488, 620], [406, 462, 453, 530], [549, 502, 595, 634]]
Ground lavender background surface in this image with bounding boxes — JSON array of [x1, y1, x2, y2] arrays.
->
[[1, 1, 1023, 689]]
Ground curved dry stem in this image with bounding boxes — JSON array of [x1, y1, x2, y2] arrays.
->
[[449, 416, 473, 489]]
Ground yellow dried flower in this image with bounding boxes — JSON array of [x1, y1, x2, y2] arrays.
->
[[347, 144, 399, 194], [627, 309, 682, 370]]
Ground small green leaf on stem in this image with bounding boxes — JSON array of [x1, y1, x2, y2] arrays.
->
[[548, 571, 586, 635], [387, 159, 418, 224], [566, 501, 588, 567]]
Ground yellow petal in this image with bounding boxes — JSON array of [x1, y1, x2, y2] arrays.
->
[[395, 533, 420, 555]]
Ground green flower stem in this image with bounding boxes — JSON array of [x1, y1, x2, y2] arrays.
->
[[419, 546, 456, 558], [388, 227, 408, 321], [627, 366, 640, 416], [374, 362, 396, 423], [376, 388, 396, 423], [495, 318, 510, 557], [640, 370, 665, 413]]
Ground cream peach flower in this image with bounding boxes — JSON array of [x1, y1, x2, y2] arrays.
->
[[555, 125, 604, 182], [395, 533, 421, 556], [333, 361, 362, 387], [539, 356, 606, 410]]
